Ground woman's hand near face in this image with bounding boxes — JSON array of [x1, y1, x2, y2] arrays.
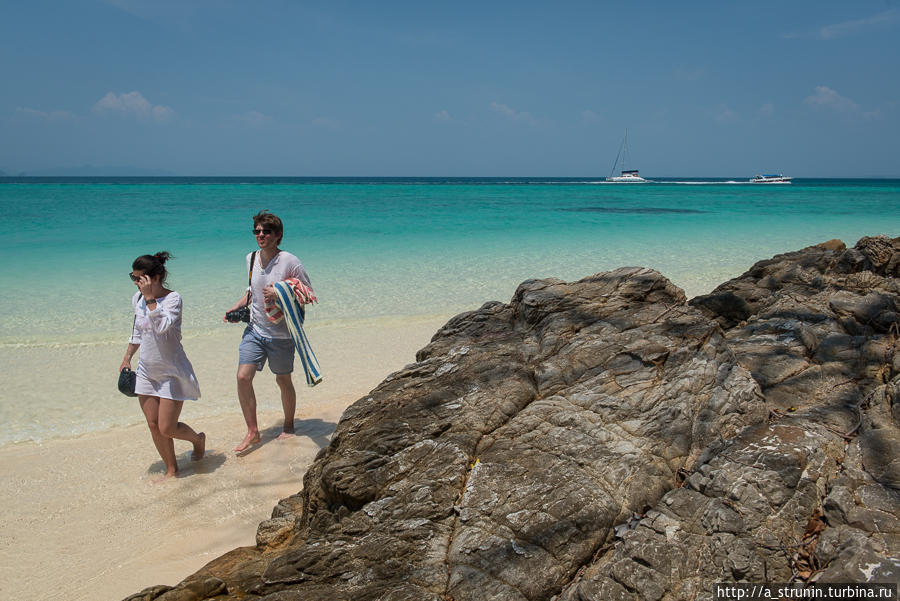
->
[[138, 275, 154, 300]]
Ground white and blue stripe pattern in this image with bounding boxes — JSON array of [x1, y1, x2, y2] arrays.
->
[[273, 280, 323, 387]]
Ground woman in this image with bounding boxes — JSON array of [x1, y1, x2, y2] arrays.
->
[[120, 252, 205, 479]]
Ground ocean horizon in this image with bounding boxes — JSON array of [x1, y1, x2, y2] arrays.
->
[[1, 176, 898, 445], [3, 175, 899, 182]]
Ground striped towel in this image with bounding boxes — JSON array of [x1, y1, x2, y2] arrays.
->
[[272, 280, 323, 387], [266, 278, 317, 324]]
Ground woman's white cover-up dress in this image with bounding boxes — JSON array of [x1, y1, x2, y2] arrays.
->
[[130, 291, 201, 401]]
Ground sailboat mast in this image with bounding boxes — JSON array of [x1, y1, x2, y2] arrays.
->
[[608, 133, 625, 179]]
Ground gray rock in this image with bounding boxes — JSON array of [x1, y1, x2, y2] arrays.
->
[[154, 578, 226, 601], [558, 422, 846, 600], [122, 585, 173, 601], [256, 516, 295, 548], [256, 494, 305, 547], [124, 237, 900, 601]]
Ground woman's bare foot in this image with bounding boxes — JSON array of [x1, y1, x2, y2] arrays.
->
[[234, 431, 260, 453], [276, 431, 295, 441], [191, 432, 206, 460]]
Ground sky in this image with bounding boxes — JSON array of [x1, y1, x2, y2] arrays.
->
[[1, 0, 899, 177]]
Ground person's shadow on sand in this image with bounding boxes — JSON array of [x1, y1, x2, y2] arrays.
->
[[235, 417, 336, 457], [146, 451, 227, 479], [294, 417, 336, 449]]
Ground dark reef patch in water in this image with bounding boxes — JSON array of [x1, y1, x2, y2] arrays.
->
[[563, 206, 708, 214]]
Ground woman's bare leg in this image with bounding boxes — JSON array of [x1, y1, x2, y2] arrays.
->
[[157, 398, 205, 461], [139, 396, 178, 477]]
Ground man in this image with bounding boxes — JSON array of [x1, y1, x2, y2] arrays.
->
[[224, 210, 313, 453]]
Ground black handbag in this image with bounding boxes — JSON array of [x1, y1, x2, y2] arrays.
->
[[118, 367, 137, 397], [118, 315, 138, 396], [225, 251, 257, 323]]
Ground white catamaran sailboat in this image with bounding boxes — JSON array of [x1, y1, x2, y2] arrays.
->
[[606, 130, 649, 183]]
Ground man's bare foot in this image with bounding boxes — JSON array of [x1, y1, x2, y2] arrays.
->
[[192, 432, 206, 460], [276, 431, 295, 441], [152, 471, 177, 483], [234, 431, 260, 453]]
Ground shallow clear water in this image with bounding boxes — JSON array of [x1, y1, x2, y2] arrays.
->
[[2, 177, 898, 346], [1, 177, 898, 444]]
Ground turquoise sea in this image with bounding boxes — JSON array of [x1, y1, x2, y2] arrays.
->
[[2, 177, 900, 345], [1, 177, 898, 444]]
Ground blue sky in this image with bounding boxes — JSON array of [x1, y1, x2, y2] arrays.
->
[[2, 0, 899, 177]]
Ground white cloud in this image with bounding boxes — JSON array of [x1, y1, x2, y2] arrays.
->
[[784, 9, 900, 40], [16, 107, 76, 121], [93, 91, 174, 123], [804, 86, 859, 112], [817, 9, 900, 40], [231, 111, 272, 126], [714, 105, 736, 123], [152, 105, 175, 122], [434, 110, 451, 121], [94, 91, 149, 113], [491, 102, 517, 118], [803, 86, 881, 120], [490, 102, 536, 125], [758, 103, 774, 117], [581, 109, 599, 123]]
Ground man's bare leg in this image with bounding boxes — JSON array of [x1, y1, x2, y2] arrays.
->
[[235, 363, 261, 452], [275, 372, 296, 439]]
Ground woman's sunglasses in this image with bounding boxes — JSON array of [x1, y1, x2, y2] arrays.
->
[[253, 228, 273, 236], [129, 273, 141, 281]]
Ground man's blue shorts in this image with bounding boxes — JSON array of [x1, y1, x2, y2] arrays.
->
[[238, 326, 295, 374]]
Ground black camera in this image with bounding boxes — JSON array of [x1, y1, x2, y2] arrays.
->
[[225, 306, 251, 323]]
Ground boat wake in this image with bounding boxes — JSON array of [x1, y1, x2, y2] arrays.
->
[[664, 180, 747, 185], [578, 180, 755, 185]]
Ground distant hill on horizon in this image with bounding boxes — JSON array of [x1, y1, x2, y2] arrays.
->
[[7, 165, 177, 177]]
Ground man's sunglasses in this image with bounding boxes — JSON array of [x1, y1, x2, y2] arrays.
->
[[253, 228, 273, 236]]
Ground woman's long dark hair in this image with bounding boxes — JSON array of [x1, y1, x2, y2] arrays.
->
[[132, 251, 172, 286]]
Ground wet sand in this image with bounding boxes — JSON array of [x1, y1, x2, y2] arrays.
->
[[0, 315, 451, 601]]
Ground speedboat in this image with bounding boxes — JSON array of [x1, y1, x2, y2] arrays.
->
[[750, 174, 792, 184], [606, 130, 649, 183]]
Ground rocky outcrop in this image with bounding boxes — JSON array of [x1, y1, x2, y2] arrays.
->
[[560, 236, 900, 599], [126, 236, 900, 601]]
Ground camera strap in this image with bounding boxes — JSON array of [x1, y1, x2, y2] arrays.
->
[[245, 251, 258, 308]]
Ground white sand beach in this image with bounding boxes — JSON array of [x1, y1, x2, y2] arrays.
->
[[0, 316, 451, 601]]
